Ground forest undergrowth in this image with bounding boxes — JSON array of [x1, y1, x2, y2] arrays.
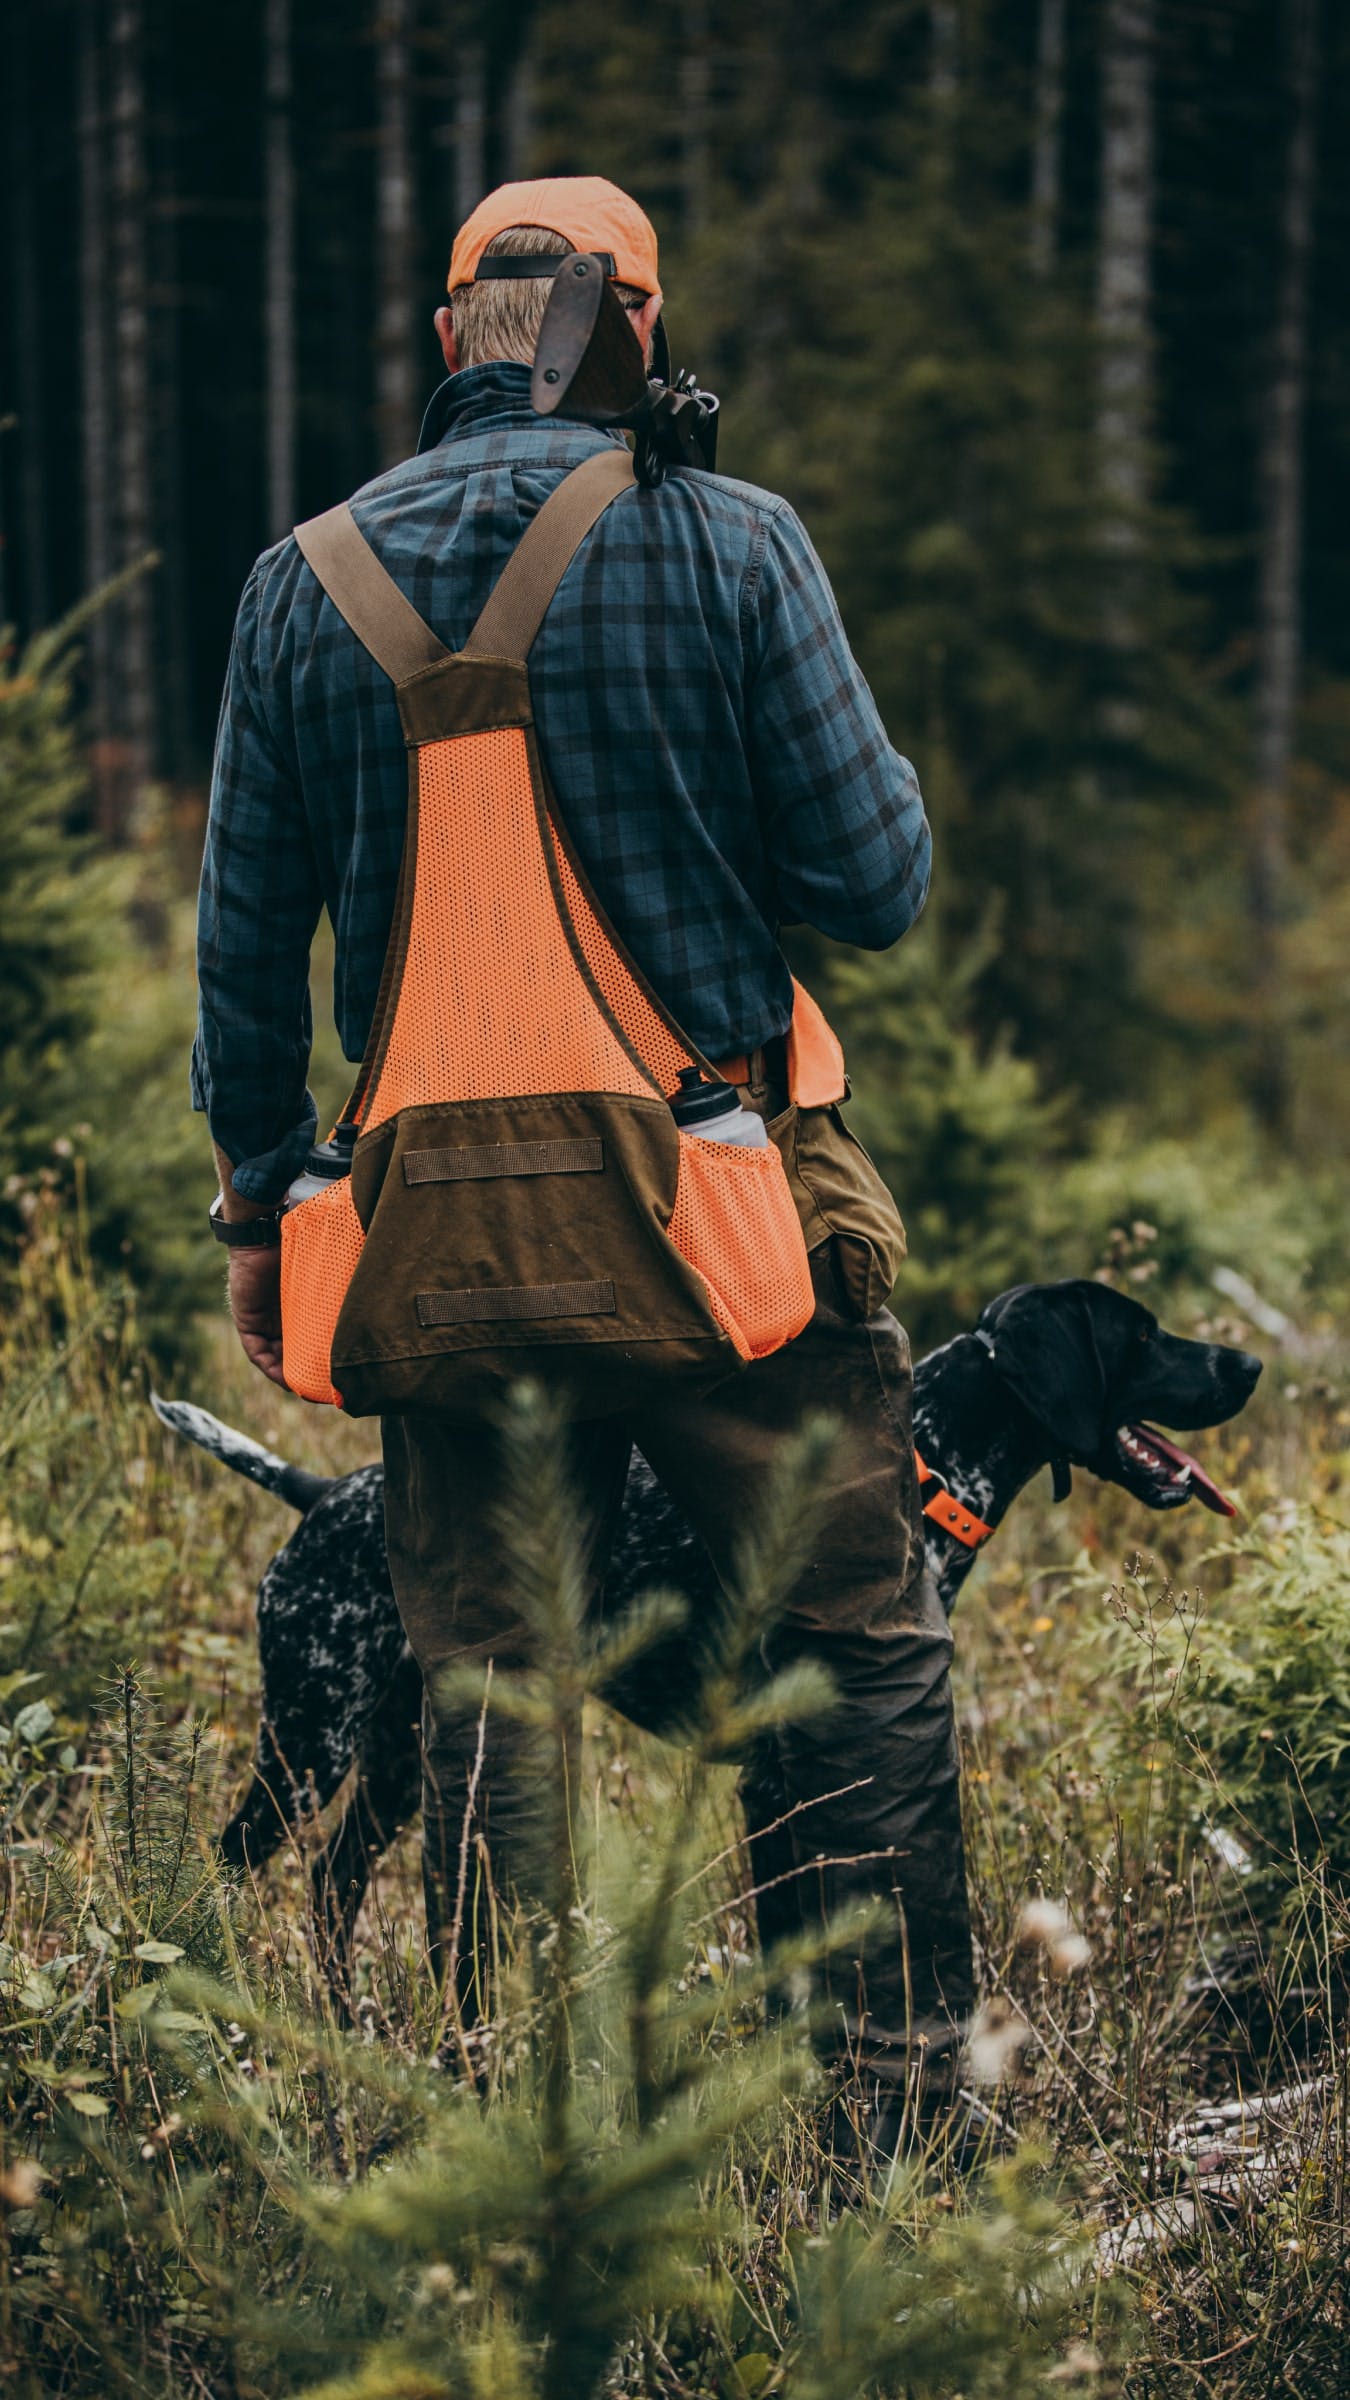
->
[[2, 1200, 1349, 2399]]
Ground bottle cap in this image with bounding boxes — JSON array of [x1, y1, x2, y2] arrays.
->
[[304, 1123, 359, 1179], [669, 1068, 740, 1130]]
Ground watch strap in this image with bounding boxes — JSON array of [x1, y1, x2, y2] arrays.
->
[[210, 1193, 283, 1248]]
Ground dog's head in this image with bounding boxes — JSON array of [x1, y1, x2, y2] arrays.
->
[[975, 1280, 1262, 1515]]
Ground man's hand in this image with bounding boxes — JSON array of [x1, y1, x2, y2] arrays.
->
[[227, 1247, 287, 1387], [213, 1142, 289, 1386]]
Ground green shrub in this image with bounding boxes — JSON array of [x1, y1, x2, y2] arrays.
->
[[1043, 1126, 1348, 1328], [1183, 1514, 1350, 1906], [0, 1215, 252, 1718], [0, 625, 113, 1165], [793, 931, 1345, 1351], [1065, 1518, 1350, 1941], [801, 920, 1064, 1344], [0, 619, 216, 1364]]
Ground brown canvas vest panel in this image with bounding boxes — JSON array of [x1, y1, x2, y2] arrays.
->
[[280, 448, 841, 1419]]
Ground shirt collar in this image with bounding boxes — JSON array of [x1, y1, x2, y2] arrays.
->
[[417, 360, 582, 453]]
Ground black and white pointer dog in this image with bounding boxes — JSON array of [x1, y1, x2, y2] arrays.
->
[[156, 1280, 1260, 1940]]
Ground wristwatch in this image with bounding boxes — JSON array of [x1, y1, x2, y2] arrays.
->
[[209, 1192, 283, 1248]]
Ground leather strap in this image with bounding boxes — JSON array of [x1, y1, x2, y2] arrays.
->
[[293, 445, 636, 686], [293, 508, 449, 684], [462, 446, 635, 661], [914, 1450, 994, 1549]]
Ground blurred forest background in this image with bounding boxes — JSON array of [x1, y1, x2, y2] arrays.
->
[[0, 0, 1347, 1338]]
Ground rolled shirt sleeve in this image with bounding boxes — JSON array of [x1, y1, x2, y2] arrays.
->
[[745, 504, 931, 948], [192, 557, 323, 1204]]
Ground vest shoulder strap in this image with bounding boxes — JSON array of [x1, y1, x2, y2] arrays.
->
[[293, 444, 636, 686], [461, 445, 635, 661], [293, 507, 448, 684]]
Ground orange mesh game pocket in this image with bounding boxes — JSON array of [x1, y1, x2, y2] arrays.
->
[[667, 1134, 815, 1362], [280, 1178, 366, 1406]]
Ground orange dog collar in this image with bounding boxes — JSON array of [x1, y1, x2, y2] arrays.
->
[[915, 1451, 994, 1549]]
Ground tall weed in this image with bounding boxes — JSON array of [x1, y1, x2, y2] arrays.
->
[[0, 1384, 1110, 2400]]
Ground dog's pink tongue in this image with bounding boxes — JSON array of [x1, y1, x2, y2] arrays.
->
[[1131, 1425, 1238, 1517]]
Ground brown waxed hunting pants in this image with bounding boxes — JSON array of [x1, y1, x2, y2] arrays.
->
[[381, 1239, 975, 2089]]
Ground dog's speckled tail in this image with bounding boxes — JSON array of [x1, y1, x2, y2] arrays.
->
[[150, 1395, 331, 1515]]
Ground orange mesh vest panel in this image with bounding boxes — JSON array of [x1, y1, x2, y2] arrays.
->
[[281, 450, 831, 1418]]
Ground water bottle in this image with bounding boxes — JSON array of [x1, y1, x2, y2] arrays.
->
[[284, 1121, 360, 1207], [669, 1067, 769, 1149]]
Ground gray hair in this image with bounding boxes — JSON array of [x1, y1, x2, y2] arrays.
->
[[450, 223, 648, 370]]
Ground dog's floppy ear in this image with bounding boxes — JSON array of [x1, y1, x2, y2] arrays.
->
[[978, 1283, 1109, 1459]]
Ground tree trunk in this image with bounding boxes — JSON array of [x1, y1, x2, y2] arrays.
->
[[1250, 0, 1319, 1135], [681, 0, 712, 235], [375, 0, 418, 469], [1030, 0, 1066, 278], [454, 38, 486, 224], [152, 108, 194, 793], [503, 25, 535, 181], [78, 0, 115, 769], [9, 17, 49, 633], [1097, 0, 1153, 525], [264, 0, 297, 536], [109, 0, 155, 819], [1096, 0, 1154, 709], [930, 0, 959, 100]]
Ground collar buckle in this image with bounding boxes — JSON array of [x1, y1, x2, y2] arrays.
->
[[914, 1449, 994, 1550]]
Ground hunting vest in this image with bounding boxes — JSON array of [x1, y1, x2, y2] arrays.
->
[[280, 449, 904, 1419]]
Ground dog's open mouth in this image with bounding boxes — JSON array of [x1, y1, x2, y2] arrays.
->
[[1114, 1424, 1238, 1517]]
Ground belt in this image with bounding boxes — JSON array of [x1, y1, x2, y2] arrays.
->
[[714, 1053, 792, 1129], [711, 1038, 780, 1094]]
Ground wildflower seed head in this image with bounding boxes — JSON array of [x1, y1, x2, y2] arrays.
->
[[966, 1996, 1033, 2086]]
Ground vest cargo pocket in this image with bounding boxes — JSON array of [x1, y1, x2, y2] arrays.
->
[[667, 1131, 816, 1361], [331, 1091, 741, 1419], [280, 1176, 367, 1406], [782, 1103, 907, 1323]]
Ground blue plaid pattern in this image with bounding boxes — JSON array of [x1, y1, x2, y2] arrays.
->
[[194, 362, 930, 1199]]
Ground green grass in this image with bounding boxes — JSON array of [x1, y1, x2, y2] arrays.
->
[[2, 1209, 1348, 2398]]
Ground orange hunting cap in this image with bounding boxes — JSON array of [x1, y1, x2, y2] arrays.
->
[[449, 176, 661, 304]]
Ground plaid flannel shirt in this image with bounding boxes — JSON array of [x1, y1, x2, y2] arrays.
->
[[194, 361, 930, 1201]]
